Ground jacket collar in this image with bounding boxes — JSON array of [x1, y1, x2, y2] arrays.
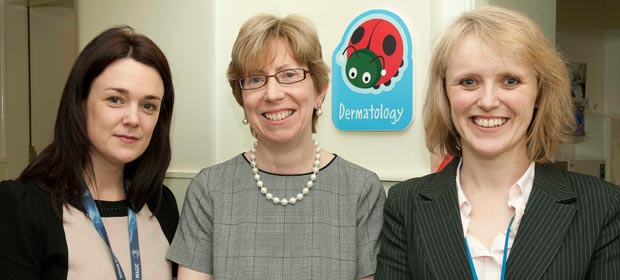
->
[[505, 162, 576, 279], [416, 157, 473, 279], [416, 158, 576, 279]]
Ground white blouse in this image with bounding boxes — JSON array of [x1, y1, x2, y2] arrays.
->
[[456, 159, 535, 280]]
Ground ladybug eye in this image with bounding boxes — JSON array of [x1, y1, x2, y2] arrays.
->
[[348, 68, 357, 79], [362, 72, 372, 84]]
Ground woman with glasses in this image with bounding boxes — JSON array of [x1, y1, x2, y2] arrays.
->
[[167, 14, 385, 280]]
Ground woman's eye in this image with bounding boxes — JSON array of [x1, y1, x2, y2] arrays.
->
[[279, 69, 304, 81], [250, 76, 264, 84], [108, 96, 122, 104], [505, 77, 520, 86], [460, 79, 477, 87], [143, 103, 157, 111]]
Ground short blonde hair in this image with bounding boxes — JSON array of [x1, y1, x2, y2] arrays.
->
[[227, 14, 330, 133], [424, 6, 574, 163]]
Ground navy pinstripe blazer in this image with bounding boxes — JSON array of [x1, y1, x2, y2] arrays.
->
[[375, 158, 620, 280]]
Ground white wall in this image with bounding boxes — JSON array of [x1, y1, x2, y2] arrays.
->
[[481, 0, 556, 44], [3, 3, 30, 179], [30, 6, 76, 157], [0, 0, 560, 202], [76, 0, 561, 207], [76, 0, 477, 207], [76, 0, 217, 205], [77, 0, 218, 175], [217, 1, 436, 183], [0, 1, 75, 180]]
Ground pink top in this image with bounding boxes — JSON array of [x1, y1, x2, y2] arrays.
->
[[456, 159, 535, 280], [63, 204, 172, 280]]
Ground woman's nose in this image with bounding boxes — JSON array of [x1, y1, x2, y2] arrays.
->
[[477, 83, 501, 110], [122, 106, 140, 127], [264, 77, 285, 102]]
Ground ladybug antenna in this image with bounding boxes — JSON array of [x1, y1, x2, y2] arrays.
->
[[371, 56, 387, 76], [370, 55, 385, 68], [342, 45, 359, 57]]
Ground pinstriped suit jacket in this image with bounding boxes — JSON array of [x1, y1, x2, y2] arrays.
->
[[375, 158, 620, 280]]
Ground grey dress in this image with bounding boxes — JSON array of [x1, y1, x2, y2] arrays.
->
[[168, 154, 385, 280]]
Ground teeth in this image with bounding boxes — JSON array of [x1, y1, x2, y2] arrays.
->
[[474, 117, 506, 128], [264, 110, 293, 121]]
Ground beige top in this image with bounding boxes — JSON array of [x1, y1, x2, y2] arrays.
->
[[63, 203, 172, 280]]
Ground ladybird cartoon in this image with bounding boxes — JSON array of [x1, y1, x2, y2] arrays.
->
[[343, 18, 404, 89]]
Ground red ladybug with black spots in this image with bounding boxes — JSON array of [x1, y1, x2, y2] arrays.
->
[[343, 18, 404, 89]]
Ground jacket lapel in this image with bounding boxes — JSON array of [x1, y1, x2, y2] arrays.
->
[[505, 163, 576, 279], [416, 159, 474, 280]]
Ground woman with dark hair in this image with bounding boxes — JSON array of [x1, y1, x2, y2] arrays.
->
[[0, 26, 179, 279]]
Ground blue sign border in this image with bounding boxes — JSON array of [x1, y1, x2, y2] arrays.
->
[[331, 9, 414, 131]]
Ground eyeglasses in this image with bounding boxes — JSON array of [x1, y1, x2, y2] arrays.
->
[[239, 68, 310, 90]]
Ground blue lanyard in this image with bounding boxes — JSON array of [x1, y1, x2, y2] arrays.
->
[[465, 216, 515, 280], [83, 183, 142, 280]]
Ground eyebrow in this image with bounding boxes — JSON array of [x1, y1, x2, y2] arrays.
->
[[249, 65, 300, 75], [105, 87, 163, 101], [276, 65, 300, 72], [106, 87, 129, 94]]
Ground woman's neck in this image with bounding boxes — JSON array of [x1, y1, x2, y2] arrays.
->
[[459, 149, 531, 195], [85, 157, 126, 201], [459, 149, 530, 250], [251, 136, 328, 174]]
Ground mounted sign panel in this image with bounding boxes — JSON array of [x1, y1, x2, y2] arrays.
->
[[331, 9, 414, 131]]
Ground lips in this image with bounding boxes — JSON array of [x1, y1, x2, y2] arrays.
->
[[116, 134, 138, 144], [473, 117, 507, 128], [263, 110, 294, 121]]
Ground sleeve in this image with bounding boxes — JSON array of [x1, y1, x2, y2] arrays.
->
[[0, 180, 47, 279], [586, 187, 620, 279], [166, 169, 215, 274], [155, 185, 180, 244], [375, 185, 410, 280], [356, 171, 386, 279], [154, 185, 180, 276]]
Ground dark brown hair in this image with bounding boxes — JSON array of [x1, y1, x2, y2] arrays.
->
[[19, 26, 175, 215]]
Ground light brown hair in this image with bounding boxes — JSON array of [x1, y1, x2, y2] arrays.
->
[[424, 6, 574, 163], [227, 14, 330, 133]]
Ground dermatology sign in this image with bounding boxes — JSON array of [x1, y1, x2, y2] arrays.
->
[[331, 9, 414, 131]]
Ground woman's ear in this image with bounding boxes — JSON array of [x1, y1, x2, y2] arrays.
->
[[315, 86, 328, 108]]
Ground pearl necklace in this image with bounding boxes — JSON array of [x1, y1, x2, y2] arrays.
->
[[250, 140, 320, 206]]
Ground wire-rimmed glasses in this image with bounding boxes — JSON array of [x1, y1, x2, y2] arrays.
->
[[239, 69, 310, 90]]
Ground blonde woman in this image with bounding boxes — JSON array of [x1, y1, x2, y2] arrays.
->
[[376, 6, 620, 280]]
